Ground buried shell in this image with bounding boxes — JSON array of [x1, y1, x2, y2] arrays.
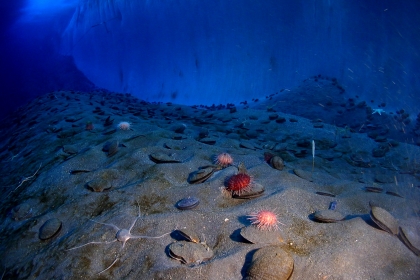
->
[[313, 210, 344, 223], [104, 116, 114, 126], [237, 162, 248, 174], [123, 134, 145, 142], [187, 167, 215, 184], [11, 203, 33, 221], [69, 169, 91, 175], [86, 169, 119, 192], [364, 186, 383, 193], [39, 218, 62, 240], [168, 241, 214, 264], [199, 138, 217, 145], [369, 202, 399, 235], [102, 128, 117, 135], [86, 178, 112, 192], [315, 191, 336, 197], [149, 151, 193, 163], [385, 191, 403, 198], [149, 152, 180, 163], [246, 246, 294, 280], [62, 145, 78, 155]]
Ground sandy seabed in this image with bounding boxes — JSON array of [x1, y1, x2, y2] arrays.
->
[[0, 88, 419, 279]]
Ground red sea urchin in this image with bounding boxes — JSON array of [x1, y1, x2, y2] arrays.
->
[[226, 173, 252, 196]]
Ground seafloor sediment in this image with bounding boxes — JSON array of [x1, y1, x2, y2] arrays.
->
[[0, 89, 419, 279]]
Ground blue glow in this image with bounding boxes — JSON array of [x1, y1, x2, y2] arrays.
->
[[19, 0, 79, 22]]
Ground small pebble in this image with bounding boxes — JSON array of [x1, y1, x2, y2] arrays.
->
[[329, 201, 337, 210]]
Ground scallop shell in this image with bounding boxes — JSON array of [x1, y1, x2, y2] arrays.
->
[[168, 241, 214, 264], [176, 196, 200, 210], [239, 142, 255, 150], [107, 140, 119, 157], [369, 202, 399, 235], [270, 156, 284, 170], [102, 140, 119, 157], [240, 226, 284, 245], [177, 229, 201, 243], [171, 123, 187, 133], [149, 152, 179, 163], [246, 246, 294, 280], [187, 167, 215, 184], [39, 218, 62, 240], [232, 182, 265, 199], [149, 151, 193, 163], [398, 226, 420, 256], [199, 138, 217, 145], [313, 210, 344, 223]]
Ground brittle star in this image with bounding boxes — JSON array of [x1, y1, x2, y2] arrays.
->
[[6, 163, 42, 198], [67, 202, 172, 274], [372, 108, 385, 115]]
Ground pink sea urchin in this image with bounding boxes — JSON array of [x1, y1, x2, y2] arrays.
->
[[247, 210, 282, 231], [118, 121, 131, 130], [214, 152, 233, 167]]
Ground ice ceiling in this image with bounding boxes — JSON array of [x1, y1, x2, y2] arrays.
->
[[3, 0, 420, 114]]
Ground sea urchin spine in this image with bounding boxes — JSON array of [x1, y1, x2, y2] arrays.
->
[[248, 210, 283, 231]]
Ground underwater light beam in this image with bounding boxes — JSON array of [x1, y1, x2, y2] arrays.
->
[[18, 0, 79, 22]]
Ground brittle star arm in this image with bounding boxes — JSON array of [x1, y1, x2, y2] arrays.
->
[[98, 257, 119, 275], [128, 216, 140, 233], [128, 200, 143, 232], [130, 231, 172, 239], [66, 239, 117, 251], [11, 163, 42, 193], [89, 219, 121, 232]]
